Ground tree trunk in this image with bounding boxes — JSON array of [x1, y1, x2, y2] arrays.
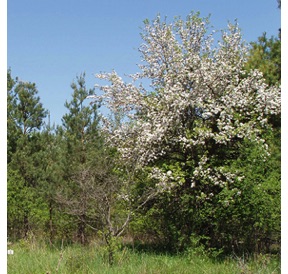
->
[[105, 232, 115, 266], [49, 201, 54, 246], [77, 216, 86, 245], [23, 213, 29, 239]]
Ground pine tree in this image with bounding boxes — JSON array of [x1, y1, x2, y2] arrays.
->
[[7, 73, 48, 239], [37, 121, 66, 244], [58, 73, 101, 244], [245, 32, 281, 87], [7, 70, 20, 163]]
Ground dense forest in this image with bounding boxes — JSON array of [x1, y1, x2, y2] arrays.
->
[[7, 12, 280, 264]]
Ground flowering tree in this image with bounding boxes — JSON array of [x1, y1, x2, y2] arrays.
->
[[90, 13, 280, 197], [88, 12, 281, 253]]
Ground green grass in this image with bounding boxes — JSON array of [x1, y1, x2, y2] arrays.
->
[[7, 241, 280, 274]]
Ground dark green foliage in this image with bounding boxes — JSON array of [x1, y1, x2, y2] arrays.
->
[[7, 167, 48, 241], [132, 132, 280, 255], [13, 82, 47, 135], [202, 134, 280, 254], [56, 73, 102, 245], [7, 70, 21, 163], [245, 32, 281, 86], [7, 72, 49, 239], [37, 127, 69, 243], [63, 73, 101, 151]]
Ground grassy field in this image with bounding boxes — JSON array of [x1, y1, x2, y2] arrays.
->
[[7, 241, 280, 274]]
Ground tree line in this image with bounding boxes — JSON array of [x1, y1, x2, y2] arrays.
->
[[7, 12, 280, 261]]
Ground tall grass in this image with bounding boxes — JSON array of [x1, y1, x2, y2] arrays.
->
[[7, 240, 280, 274]]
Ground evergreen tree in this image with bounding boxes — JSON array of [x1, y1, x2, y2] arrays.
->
[[245, 32, 281, 86], [7, 74, 48, 239], [57, 73, 101, 244], [37, 122, 67, 243], [7, 70, 20, 163]]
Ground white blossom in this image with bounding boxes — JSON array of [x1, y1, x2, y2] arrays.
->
[[88, 12, 280, 195]]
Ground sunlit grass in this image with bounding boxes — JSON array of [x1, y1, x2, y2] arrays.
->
[[7, 241, 280, 274]]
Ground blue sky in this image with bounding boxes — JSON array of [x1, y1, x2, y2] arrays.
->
[[8, 0, 281, 126]]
